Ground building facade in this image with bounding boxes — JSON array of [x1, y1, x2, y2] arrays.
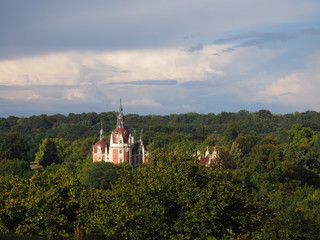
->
[[197, 147, 221, 167], [93, 101, 148, 167]]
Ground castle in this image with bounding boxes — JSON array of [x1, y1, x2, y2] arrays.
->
[[93, 100, 148, 167]]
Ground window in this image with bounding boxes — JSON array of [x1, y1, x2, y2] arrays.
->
[[119, 139, 122, 144], [120, 149, 122, 154]]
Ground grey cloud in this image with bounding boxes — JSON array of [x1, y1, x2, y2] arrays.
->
[[221, 48, 235, 53], [109, 79, 178, 86], [299, 28, 320, 35], [0, 84, 78, 90], [187, 43, 203, 52], [180, 81, 218, 87], [212, 31, 300, 56], [0, 98, 106, 117], [2, 0, 319, 59], [214, 31, 297, 48]]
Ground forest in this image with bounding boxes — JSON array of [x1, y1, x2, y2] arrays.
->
[[1, 109, 320, 239]]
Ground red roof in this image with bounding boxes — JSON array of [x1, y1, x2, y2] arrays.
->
[[198, 157, 210, 166], [93, 138, 107, 153], [112, 127, 130, 144]]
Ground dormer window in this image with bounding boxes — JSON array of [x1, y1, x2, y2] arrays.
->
[[98, 146, 102, 153], [119, 139, 122, 144]]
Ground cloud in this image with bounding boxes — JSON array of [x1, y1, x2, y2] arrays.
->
[[0, 41, 290, 116], [0, 45, 229, 88], [299, 28, 320, 36], [1, 1, 320, 59], [0, 53, 81, 86], [258, 51, 320, 111], [213, 27, 320, 55], [213, 31, 297, 54], [187, 43, 203, 52], [112, 80, 178, 86], [214, 31, 297, 45]]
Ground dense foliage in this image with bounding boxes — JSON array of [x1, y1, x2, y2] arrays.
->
[[1, 110, 320, 239]]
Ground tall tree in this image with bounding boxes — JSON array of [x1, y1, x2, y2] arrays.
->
[[34, 138, 67, 167], [0, 132, 29, 162]]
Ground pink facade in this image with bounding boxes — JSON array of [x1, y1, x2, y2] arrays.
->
[[93, 100, 148, 167]]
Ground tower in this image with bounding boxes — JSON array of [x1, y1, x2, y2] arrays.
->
[[92, 100, 148, 167], [92, 121, 108, 162], [109, 99, 134, 164]]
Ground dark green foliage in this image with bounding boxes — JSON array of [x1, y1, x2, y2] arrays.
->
[[1, 110, 320, 159], [1, 110, 320, 239], [34, 138, 66, 167], [223, 122, 242, 141], [0, 132, 29, 162], [0, 159, 32, 178], [235, 135, 261, 156], [94, 154, 264, 239], [81, 162, 120, 190], [0, 170, 109, 239], [0, 233, 47, 240]]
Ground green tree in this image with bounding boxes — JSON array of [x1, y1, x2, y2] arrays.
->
[[287, 124, 320, 146], [0, 159, 32, 178], [81, 162, 120, 190], [95, 153, 264, 239], [0, 169, 108, 239], [256, 187, 320, 240], [235, 135, 261, 156], [0, 132, 29, 162], [223, 122, 242, 141], [34, 138, 68, 167]]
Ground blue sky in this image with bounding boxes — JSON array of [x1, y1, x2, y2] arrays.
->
[[1, 0, 320, 117]]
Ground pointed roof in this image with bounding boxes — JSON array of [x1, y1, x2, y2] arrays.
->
[[93, 138, 107, 153], [116, 99, 125, 128], [99, 121, 104, 139]]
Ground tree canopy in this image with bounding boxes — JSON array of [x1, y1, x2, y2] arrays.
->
[[1, 110, 320, 239]]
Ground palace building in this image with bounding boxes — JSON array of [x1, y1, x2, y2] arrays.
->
[[93, 100, 148, 167], [197, 147, 221, 167]]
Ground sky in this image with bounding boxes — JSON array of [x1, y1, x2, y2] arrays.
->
[[1, 0, 320, 117]]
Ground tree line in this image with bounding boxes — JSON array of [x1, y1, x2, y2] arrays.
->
[[1, 110, 320, 239]]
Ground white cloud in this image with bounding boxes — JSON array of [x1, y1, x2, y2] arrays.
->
[[0, 43, 283, 89], [0, 43, 286, 114], [258, 51, 320, 110], [221, 46, 285, 75], [0, 45, 230, 89], [0, 43, 307, 115], [0, 53, 80, 86]]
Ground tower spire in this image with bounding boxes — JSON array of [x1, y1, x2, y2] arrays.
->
[[99, 120, 104, 139], [116, 99, 125, 128]]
